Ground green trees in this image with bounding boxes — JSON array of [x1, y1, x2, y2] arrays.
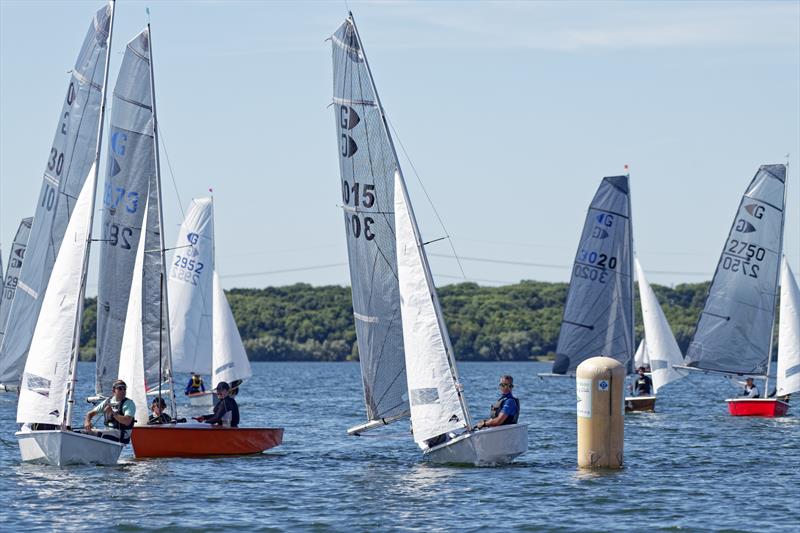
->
[[80, 280, 712, 362]]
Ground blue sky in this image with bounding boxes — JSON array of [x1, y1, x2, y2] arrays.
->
[[1, 0, 798, 292]]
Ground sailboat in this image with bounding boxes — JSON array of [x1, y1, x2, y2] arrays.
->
[[332, 15, 527, 464], [682, 164, 789, 417], [0, 4, 114, 393], [773, 258, 800, 402], [625, 258, 687, 412], [16, 3, 119, 466], [167, 198, 253, 406], [541, 175, 635, 378], [0, 217, 33, 386]]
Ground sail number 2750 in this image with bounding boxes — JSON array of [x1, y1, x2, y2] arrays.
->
[[722, 239, 766, 278], [343, 181, 375, 240]]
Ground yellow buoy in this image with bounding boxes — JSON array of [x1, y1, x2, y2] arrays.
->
[[576, 356, 625, 468]]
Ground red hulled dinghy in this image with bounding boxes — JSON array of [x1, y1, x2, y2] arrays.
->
[[726, 398, 789, 417], [131, 424, 283, 458]]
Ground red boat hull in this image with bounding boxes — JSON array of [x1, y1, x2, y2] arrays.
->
[[726, 398, 789, 417], [131, 424, 284, 458]]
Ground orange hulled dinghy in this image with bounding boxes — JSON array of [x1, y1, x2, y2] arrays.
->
[[132, 424, 283, 458]]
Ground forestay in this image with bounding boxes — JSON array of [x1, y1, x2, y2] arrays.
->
[[553, 175, 634, 374], [17, 168, 95, 425], [685, 165, 786, 375], [776, 258, 800, 396], [331, 18, 409, 423], [0, 6, 111, 386], [635, 258, 686, 393], [395, 173, 468, 447], [0, 218, 33, 344], [96, 29, 154, 396], [168, 198, 214, 375], [212, 271, 252, 387]]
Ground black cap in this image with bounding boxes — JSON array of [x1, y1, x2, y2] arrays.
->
[[215, 381, 230, 392]]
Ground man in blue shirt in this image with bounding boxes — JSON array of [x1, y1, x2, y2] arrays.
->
[[476, 375, 519, 429]]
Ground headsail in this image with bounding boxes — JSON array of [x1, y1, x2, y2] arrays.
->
[[0, 218, 33, 345], [685, 165, 786, 375], [635, 258, 686, 393], [553, 175, 634, 374], [168, 198, 214, 375], [395, 172, 469, 447], [633, 339, 649, 370], [211, 271, 252, 387], [0, 5, 112, 387], [332, 17, 409, 425], [95, 29, 154, 396], [776, 258, 800, 396]]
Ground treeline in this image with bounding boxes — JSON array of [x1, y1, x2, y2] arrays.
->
[[80, 280, 712, 362]]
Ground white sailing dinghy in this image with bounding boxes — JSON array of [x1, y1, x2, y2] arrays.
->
[[0, 4, 114, 393], [16, 3, 117, 467], [331, 15, 410, 436], [0, 217, 33, 391], [682, 164, 789, 417], [625, 258, 687, 411], [774, 258, 800, 404], [540, 175, 635, 378]]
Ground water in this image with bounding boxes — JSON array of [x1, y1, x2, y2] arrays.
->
[[1, 361, 798, 532]]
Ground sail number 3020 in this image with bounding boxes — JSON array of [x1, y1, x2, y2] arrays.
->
[[343, 180, 375, 240]]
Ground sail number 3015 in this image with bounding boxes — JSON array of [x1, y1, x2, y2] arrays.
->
[[343, 180, 375, 240]]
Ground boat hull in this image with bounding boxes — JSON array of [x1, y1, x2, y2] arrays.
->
[[16, 430, 123, 467], [726, 398, 789, 417], [131, 424, 284, 458], [423, 424, 528, 466], [186, 392, 213, 407], [625, 396, 656, 412]]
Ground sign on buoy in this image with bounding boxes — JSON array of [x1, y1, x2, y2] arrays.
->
[[576, 356, 625, 469]]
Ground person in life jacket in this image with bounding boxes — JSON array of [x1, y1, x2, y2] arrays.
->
[[475, 375, 519, 429], [184, 372, 206, 395], [83, 379, 136, 444], [147, 397, 173, 425], [195, 382, 240, 427], [742, 377, 759, 398], [634, 367, 653, 396]]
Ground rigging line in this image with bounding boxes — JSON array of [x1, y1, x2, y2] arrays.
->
[[155, 125, 185, 220], [219, 262, 347, 279], [386, 117, 467, 281]]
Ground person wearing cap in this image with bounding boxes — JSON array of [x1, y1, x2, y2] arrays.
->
[[84, 379, 136, 443], [741, 377, 759, 398], [147, 397, 172, 425], [475, 375, 520, 429], [195, 382, 240, 427]]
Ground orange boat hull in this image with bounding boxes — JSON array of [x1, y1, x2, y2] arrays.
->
[[726, 398, 789, 417], [131, 425, 284, 458]]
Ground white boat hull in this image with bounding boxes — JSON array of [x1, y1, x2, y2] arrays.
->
[[187, 392, 213, 407], [423, 424, 528, 466], [16, 430, 124, 467]]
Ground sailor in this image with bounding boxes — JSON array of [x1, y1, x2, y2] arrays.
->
[[83, 379, 136, 443], [634, 367, 653, 396], [184, 372, 206, 395], [475, 375, 519, 429], [742, 377, 759, 398], [195, 382, 240, 427], [147, 397, 173, 425]]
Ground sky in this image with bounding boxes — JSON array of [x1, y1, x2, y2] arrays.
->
[[1, 0, 798, 293]]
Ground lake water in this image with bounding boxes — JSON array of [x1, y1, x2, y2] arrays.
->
[[0, 361, 797, 532]]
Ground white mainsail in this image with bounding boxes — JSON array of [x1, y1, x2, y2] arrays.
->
[[776, 258, 800, 397], [211, 271, 252, 387], [633, 339, 649, 370], [17, 166, 95, 425], [635, 258, 686, 394], [395, 172, 469, 447], [0, 218, 33, 343], [0, 5, 112, 387], [168, 198, 214, 375]]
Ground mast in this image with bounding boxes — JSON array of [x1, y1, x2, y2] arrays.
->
[[64, 0, 116, 428], [627, 170, 635, 375], [146, 21, 178, 419], [348, 13, 472, 429]]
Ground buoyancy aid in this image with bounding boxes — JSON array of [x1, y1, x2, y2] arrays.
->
[[489, 395, 519, 425], [104, 397, 135, 444]]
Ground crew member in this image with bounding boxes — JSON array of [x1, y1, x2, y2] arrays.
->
[[147, 397, 172, 425], [475, 375, 519, 429], [742, 377, 759, 398], [196, 382, 240, 427], [185, 372, 205, 395], [84, 379, 135, 443], [634, 367, 653, 396]]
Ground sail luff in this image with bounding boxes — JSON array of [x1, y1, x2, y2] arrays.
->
[[776, 258, 800, 396]]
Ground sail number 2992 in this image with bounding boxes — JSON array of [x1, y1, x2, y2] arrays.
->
[[343, 180, 375, 240]]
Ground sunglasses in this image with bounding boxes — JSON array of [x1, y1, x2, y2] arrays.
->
[[499, 383, 512, 388], [113, 386, 126, 391]]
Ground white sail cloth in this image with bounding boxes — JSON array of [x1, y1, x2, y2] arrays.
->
[[211, 271, 252, 387], [633, 340, 649, 370], [0, 218, 33, 341], [635, 258, 686, 393], [168, 198, 214, 374], [395, 173, 466, 447], [776, 258, 800, 396], [0, 6, 111, 386], [17, 165, 95, 425]]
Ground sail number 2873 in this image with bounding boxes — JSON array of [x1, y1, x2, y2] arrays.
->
[[343, 180, 375, 240]]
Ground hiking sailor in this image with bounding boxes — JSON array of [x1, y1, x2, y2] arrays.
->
[[195, 382, 240, 427], [83, 379, 136, 443], [475, 375, 519, 429]]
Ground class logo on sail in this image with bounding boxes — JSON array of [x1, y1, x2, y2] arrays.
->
[[186, 232, 200, 257], [744, 203, 765, 219], [735, 219, 756, 233]]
